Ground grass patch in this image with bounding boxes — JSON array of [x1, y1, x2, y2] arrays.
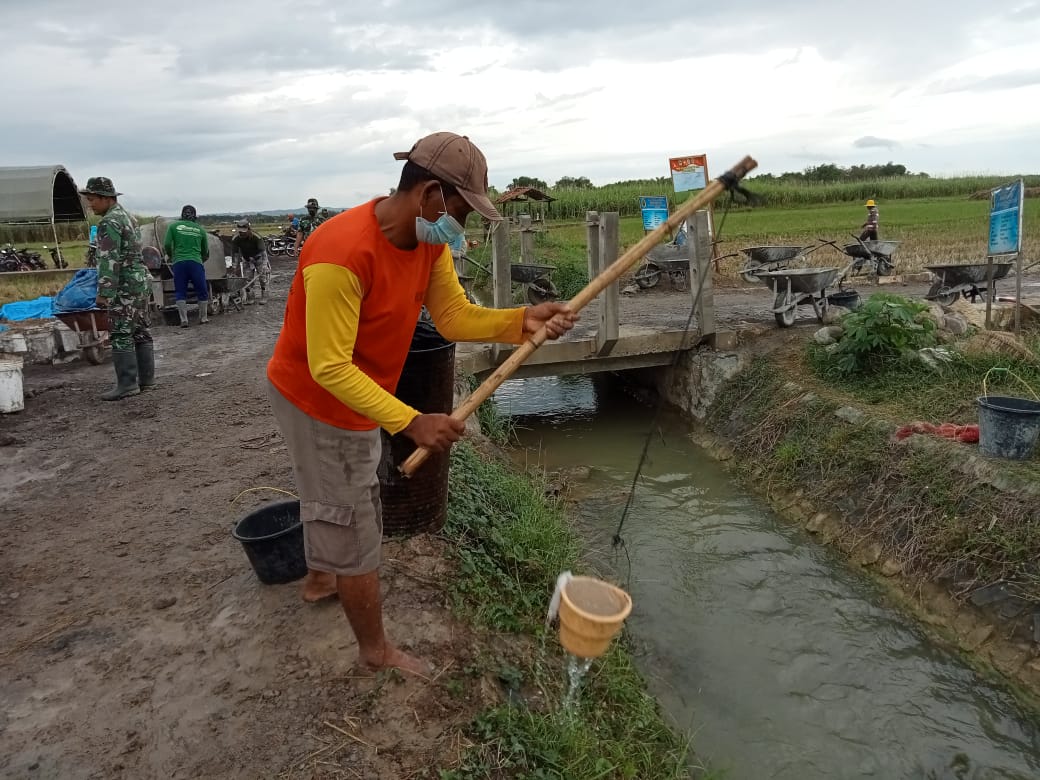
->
[[440, 443, 695, 779], [707, 358, 1040, 602], [806, 335, 1040, 422], [0, 271, 79, 307]]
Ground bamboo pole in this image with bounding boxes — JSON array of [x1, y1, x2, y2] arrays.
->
[[400, 155, 758, 477]]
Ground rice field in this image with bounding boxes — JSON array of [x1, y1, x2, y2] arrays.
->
[[542, 175, 1040, 220], [466, 196, 1038, 293]]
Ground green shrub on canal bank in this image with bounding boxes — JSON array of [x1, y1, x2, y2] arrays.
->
[[438, 443, 695, 779]]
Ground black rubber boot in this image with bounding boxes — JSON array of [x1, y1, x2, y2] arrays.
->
[[101, 350, 141, 401], [136, 342, 156, 392]]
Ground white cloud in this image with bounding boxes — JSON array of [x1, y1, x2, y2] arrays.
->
[[0, 0, 1038, 213]]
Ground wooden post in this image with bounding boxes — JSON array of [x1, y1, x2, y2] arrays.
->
[[519, 214, 534, 265], [984, 256, 994, 330], [492, 219, 511, 310], [690, 210, 716, 340], [596, 212, 620, 355], [585, 211, 600, 281], [1015, 252, 1023, 333]]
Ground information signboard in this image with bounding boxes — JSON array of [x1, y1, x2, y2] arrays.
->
[[988, 179, 1024, 256], [669, 155, 708, 193], [639, 195, 669, 231]]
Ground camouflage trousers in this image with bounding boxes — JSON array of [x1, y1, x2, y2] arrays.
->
[[108, 294, 152, 351], [242, 254, 271, 291]]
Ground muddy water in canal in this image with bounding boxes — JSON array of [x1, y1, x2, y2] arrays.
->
[[494, 375, 1040, 779]]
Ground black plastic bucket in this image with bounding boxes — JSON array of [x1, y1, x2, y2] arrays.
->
[[976, 395, 1040, 460], [378, 318, 455, 537], [231, 500, 308, 584], [827, 290, 861, 310]]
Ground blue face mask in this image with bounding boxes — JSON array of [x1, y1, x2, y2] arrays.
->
[[416, 187, 465, 246]]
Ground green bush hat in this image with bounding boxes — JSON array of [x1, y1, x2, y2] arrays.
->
[[79, 176, 121, 197]]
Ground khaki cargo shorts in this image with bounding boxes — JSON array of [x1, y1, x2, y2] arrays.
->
[[267, 381, 383, 576]]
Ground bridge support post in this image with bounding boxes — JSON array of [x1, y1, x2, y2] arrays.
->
[[690, 209, 726, 346], [596, 212, 620, 355], [492, 219, 511, 310], [518, 214, 535, 264], [585, 211, 599, 281], [491, 219, 513, 363]]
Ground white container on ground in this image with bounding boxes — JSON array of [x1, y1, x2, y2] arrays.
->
[[0, 356, 25, 413]]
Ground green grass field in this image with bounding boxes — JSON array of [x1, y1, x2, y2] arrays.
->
[[2, 193, 1035, 306], [461, 196, 1038, 298]]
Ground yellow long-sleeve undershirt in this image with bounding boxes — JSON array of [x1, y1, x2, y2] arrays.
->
[[303, 247, 525, 434]]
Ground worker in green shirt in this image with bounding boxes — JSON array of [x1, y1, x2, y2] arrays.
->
[[163, 204, 210, 327]]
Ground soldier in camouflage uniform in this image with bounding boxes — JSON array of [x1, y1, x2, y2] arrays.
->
[[79, 177, 155, 400], [292, 197, 327, 255]]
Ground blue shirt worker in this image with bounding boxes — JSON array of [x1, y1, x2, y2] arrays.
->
[[163, 205, 211, 327]]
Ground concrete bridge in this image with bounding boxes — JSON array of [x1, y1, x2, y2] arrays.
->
[[458, 210, 733, 380]]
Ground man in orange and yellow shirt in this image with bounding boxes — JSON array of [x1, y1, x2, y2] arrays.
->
[[267, 132, 576, 676]]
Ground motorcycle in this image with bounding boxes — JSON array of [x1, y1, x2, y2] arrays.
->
[[0, 244, 46, 272], [264, 234, 297, 257], [43, 245, 69, 269]]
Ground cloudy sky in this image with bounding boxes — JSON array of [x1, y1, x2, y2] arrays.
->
[[4, 0, 1040, 214]]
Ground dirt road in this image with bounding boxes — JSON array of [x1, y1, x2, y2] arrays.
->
[[0, 259, 493, 779]]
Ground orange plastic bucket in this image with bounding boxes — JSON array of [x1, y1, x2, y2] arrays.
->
[[558, 576, 633, 659]]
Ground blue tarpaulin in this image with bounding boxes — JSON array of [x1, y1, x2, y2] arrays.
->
[[53, 268, 99, 314], [0, 296, 54, 321]]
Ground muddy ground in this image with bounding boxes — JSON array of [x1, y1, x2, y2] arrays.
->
[[0, 258, 514, 780], [0, 258, 1019, 778]]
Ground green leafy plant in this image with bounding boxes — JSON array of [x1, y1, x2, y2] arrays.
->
[[827, 292, 936, 376]]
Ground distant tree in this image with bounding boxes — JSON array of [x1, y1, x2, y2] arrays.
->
[[508, 176, 548, 191], [554, 176, 593, 189], [752, 162, 926, 182]]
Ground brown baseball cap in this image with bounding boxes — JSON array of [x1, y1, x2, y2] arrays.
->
[[393, 132, 502, 221]]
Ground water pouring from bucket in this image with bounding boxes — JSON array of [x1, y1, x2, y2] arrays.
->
[[547, 572, 633, 707]]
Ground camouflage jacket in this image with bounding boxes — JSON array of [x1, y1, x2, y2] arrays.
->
[[297, 211, 326, 239], [96, 203, 150, 300]]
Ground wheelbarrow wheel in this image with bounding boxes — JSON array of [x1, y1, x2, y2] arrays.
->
[[84, 345, 105, 365], [926, 282, 959, 307], [526, 277, 558, 305], [773, 292, 797, 328], [876, 258, 895, 277], [634, 261, 661, 289], [741, 264, 762, 284]]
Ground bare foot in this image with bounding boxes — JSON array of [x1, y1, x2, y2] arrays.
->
[[301, 571, 337, 603], [360, 644, 432, 677]]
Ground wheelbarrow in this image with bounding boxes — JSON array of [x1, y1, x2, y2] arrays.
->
[[838, 236, 900, 277], [751, 264, 851, 327], [210, 275, 254, 313], [924, 262, 1014, 305], [734, 244, 816, 284], [461, 256, 558, 304], [633, 242, 691, 291], [54, 309, 110, 365], [510, 263, 558, 304]]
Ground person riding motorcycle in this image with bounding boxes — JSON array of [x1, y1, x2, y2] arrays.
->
[[232, 219, 271, 305]]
